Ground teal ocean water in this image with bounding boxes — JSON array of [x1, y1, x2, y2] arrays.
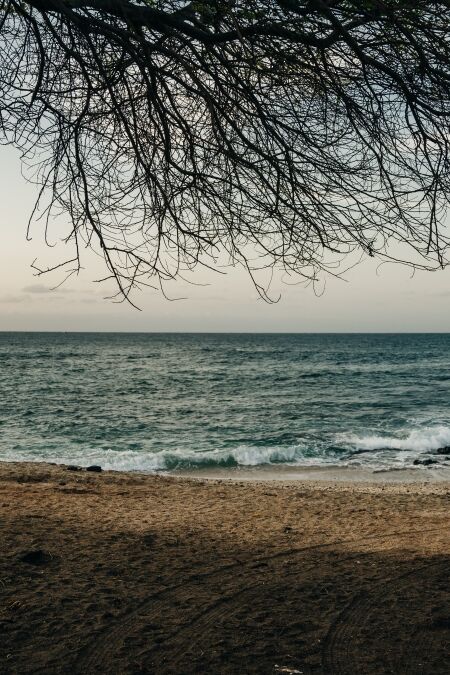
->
[[1, 333, 450, 473]]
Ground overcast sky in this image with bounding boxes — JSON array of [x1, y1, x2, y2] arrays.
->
[[1, 144, 450, 332]]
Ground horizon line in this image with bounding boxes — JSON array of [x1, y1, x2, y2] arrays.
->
[[0, 330, 450, 335]]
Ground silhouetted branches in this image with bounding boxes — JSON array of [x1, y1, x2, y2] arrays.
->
[[1, 0, 450, 301]]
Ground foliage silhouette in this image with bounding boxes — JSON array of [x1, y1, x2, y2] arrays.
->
[[1, 0, 450, 301]]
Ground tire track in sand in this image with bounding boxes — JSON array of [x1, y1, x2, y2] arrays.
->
[[72, 527, 444, 674], [321, 559, 449, 675]]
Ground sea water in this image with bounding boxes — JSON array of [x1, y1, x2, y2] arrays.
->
[[1, 332, 449, 474]]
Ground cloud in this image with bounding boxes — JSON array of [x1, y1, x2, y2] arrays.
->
[[22, 283, 53, 294], [0, 294, 28, 304], [22, 283, 76, 294], [430, 290, 450, 298]]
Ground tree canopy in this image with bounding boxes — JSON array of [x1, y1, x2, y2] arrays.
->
[[1, 0, 450, 302]]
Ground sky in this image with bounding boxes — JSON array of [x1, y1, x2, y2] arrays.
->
[[1, 144, 450, 332]]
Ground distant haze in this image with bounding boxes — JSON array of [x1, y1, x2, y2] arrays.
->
[[1, 145, 450, 332]]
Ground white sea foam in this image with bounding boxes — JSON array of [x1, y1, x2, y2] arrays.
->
[[341, 425, 450, 453], [0, 442, 336, 473], [2, 426, 449, 474]]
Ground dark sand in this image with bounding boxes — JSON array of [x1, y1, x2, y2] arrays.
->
[[0, 461, 449, 674]]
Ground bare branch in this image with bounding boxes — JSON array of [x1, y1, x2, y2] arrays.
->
[[1, 0, 450, 301]]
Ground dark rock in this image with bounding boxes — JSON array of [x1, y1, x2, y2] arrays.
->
[[66, 465, 81, 471], [431, 615, 450, 630], [20, 550, 52, 565], [86, 465, 102, 472], [436, 446, 450, 455], [142, 533, 157, 547], [413, 458, 438, 466]]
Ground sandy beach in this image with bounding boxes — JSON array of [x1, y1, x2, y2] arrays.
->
[[0, 461, 449, 674]]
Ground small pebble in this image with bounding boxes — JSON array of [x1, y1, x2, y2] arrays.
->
[[20, 550, 52, 565]]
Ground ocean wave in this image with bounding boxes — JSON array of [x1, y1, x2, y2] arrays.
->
[[0, 443, 339, 473], [2, 428, 450, 475], [99, 444, 316, 471], [341, 425, 450, 453]]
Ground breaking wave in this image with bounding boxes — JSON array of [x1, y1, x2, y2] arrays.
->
[[341, 425, 450, 454], [3, 426, 450, 474], [0, 442, 341, 473]]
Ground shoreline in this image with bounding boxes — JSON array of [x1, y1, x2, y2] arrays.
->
[[175, 462, 450, 484], [1, 460, 449, 674], [2, 458, 450, 486]]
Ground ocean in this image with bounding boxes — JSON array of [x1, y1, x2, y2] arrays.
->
[[1, 332, 450, 475]]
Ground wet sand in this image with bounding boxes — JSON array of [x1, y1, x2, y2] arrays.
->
[[0, 461, 449, 674], [176, 463, 450, 483]]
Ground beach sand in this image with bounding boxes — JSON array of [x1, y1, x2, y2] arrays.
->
[[0, 461, 448, 674]]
